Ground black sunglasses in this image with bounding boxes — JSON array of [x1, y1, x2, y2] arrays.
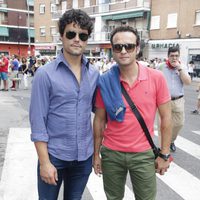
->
[[65, 31, 89, 42], [112, 43, 136, 53]]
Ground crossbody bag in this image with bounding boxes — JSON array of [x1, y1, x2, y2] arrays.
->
[[121, 83, 172, 161]]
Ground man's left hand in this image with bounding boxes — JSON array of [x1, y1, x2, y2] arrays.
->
[[155, 157, 171, 175]]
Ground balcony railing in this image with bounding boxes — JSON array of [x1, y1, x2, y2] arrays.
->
[[52, 0, 150, 20], [1, 19, 8, 25], [50, 0, 60, 4]]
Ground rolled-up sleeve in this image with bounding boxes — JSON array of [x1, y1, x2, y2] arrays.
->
[[29, 68, 51, 142]]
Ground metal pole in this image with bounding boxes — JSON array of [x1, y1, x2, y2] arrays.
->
[[28, 1, 31, 55], [17, 13, 20, 57]]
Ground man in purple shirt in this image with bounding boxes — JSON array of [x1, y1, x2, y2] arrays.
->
[[29, 9, 99, 200], [10, 54, 19, 90]]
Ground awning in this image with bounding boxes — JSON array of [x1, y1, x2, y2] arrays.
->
[[27, 0, 34, 6], [102, 11, 144, 21], [0, 27, 9, 36], [28, 29, 35, 38]]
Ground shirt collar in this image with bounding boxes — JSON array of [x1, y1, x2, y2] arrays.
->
[[137, 61, 148, 81], [55, 48, 89, 70], [119, 61, 148, 82]]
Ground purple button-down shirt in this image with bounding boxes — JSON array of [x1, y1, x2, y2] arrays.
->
[[29, 52, 99, 161]]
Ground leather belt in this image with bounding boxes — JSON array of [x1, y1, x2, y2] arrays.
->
[[171, 95, 184, 101]]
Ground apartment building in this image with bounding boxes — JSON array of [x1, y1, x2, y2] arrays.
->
[[149, 0, 200, 69], [0, 0, 34, 57], [34, 0, 151, 58], [34, 0, 58, 56]]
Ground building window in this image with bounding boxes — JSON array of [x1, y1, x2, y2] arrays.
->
[[98, 0, 109, 4], [61, 1, 67, 14], [150, 16, 160, 30], [84, 0, 90, 7], [73, 0, 78, 8], [50, 27, 57, 36], [195, 10, 200, 25], [167, 13, 177, 28], [51, 4, 57, 13], [40, 4, 45, 14], [40, 27, 46, 36]]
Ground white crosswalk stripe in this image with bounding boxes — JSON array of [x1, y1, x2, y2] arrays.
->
[[87, 171, 135, 200], [157, 162, 200, 200], [0, 128, 200, 200], [154, 131, 200, 160], [192, 131, 200, 136], [0, 128, 37, 200]]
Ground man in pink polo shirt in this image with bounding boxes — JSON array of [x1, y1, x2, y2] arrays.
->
[[93, 26, 172, 200]]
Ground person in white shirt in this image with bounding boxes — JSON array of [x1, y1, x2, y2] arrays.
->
[[187, 60, 195, 80]]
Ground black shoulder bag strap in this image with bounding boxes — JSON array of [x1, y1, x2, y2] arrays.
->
[[121, 83, 159, 157]]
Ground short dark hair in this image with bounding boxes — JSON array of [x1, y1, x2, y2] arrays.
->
[[110, 26, 140, 46], [58, 9, 93, 37], [168, 46, 180, 56]]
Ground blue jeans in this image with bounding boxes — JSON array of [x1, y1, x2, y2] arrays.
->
[[37, 154, 92, 200]]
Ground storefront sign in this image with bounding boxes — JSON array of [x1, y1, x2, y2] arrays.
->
[[35, 46, 55, 50], [151, 43, 179, 49]]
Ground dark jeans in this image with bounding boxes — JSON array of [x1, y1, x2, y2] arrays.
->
[[37, 154, 92, 200]]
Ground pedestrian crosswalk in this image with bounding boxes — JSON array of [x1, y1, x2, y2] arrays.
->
[[0, 128, 200, 200]]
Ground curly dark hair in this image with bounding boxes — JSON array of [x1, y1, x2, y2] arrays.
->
[[110, 26, 140, 47], [58, 9, 93, 37]]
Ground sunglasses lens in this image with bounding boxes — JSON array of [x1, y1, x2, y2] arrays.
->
[[113, 44, 122, 53], [65, 31, 89, 41], [79, 33, 89, 41], [66, 31, 76, 39], [125, 44, 136, 52]]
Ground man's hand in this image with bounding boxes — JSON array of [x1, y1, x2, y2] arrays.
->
[[155, 157, 171, 175], [171, 60, 182, 69], [93, 154, 102, 177], [40, 162, 58, 185]]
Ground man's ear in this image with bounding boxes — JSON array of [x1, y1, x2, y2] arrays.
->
[[136, 46, 140, 55]]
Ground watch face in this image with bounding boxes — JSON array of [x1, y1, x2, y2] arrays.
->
[[159, 153, 170, 161]]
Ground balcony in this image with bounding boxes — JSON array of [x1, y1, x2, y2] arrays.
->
[[0, 3, 7, 8], [50, 0, 60, 4], [52, 0, 150, 20], [1, 19, 8, 25]]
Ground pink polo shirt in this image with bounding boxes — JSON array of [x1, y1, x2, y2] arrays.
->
[[95, 64, 170, 152]]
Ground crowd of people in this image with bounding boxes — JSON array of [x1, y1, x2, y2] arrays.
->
[[0, 54, 54, 91]]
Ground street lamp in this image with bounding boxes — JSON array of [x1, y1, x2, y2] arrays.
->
[[27, 2, 31, 55], [17, 13, 22, 57]]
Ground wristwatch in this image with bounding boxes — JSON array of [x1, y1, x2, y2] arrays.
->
[[158, 152, 171, 161]]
